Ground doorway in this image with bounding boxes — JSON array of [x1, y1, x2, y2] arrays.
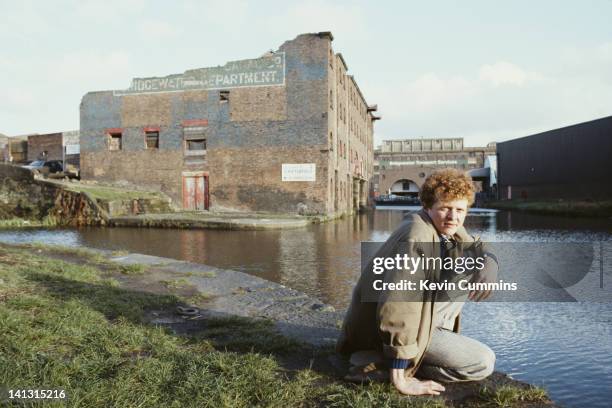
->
[[182, 172, 209, 210]]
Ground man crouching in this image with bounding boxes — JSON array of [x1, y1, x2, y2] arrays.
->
[[337, 169, 499, 396]]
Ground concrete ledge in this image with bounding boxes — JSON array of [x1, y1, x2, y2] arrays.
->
[[107, 251, 342, 346], [108, 211, 350, 230], [110, 213, 314, 230]]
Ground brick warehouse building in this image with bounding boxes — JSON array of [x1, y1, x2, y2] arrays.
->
[[373, 138, 496, 197], [80, 32, 377, 215]]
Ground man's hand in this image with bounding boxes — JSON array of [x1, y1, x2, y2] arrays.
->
[[390, 369, 445, 396], [468, 255, 498, 301]]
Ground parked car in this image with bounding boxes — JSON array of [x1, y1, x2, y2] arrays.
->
[[22, 160, 64, 174]]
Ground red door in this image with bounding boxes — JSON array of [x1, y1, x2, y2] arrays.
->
[[183, 175, 208, 210]]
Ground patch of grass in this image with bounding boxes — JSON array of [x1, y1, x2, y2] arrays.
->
[[0, 218, 35, 228], [26, 243, 107, 263], [111, 250, 130, 257], [119, 263, 147, 275], [322, 382, 446, 408], [183, 270, 216, 278], [0, 244, 325, 407], [193, 316, 303, 355], [160, 278, 192, 290], [66, 184, 163, 201], [0, 217, 57, 228], [479, 385, 548, 407], [181, 293, 212, 305], [278, 294, 309, 302]]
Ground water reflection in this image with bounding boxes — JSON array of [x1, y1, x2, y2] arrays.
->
[[2, 209, 611, 308]]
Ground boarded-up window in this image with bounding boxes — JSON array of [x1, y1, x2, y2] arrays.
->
[[109, 133, 122, 151], [183, 126, 207, 156], [187, 139, 206, 151], [145, 131, 159, 149]]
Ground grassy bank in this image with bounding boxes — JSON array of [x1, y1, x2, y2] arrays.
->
[[0, 244, 550, 407], [63, 184, 165, 201], [487, 199, 612, 218], [0, 216, 58, 229]]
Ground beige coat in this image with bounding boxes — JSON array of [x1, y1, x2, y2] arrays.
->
[[336, 210, 487, 377]]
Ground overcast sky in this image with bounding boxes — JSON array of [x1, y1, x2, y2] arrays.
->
[[2, 0, 611, 147]]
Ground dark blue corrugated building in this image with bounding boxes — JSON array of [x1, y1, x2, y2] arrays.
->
[[497, 116, 612, 200]]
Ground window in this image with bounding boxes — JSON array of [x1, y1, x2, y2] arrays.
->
[[220, 90, 229, 102], [109, 132, 122, 151], [183, 125, 207, 156], [145, 131, 159, 149], [187, 139, 206, 151], [329, 90, 334, 110]]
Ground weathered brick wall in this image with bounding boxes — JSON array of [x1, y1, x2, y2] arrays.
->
[[81, 33, 354, 214], [122, 94, 174, 128], [326, 48, 376, 214], [209, 146, 327, 213], [81, 150, 184, 202], [27, 133, 63, 162], [0, 163, 35, 183], [229, 87, 287, 122]]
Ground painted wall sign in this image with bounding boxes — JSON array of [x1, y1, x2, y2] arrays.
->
[[387, 159, 466, 166], [115, 53, 285, 95], [65, 144, 80, 155], [282, 163, 316, 182]]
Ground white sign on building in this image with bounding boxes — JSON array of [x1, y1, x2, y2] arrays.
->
[[65, 144, 80, 155], [282, 163, 316, 182]]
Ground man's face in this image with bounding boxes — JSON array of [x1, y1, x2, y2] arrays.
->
[[425, 198, 469, 237]]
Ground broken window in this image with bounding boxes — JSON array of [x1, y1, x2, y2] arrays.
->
[[187, 139, 206, 151], [145, 131, 159, 149], [183, 125, 206, 156], [220, 90, 230, 102], [109, 133, 122, 151]]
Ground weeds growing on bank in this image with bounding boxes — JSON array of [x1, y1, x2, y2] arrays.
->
[[0, 244, 550, 407], [0, 216, 58, 229], [119, 263, 148, 275], [479, 385, 549, 407], [64, 185, 164, 202]]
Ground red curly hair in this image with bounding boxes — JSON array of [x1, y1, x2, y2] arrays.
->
[[419, 169, 475, 209]]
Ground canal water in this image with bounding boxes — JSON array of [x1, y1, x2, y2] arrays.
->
[[1, 207, 611, 407]]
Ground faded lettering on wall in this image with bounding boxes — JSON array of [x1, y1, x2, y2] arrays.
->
[[115, 53, 285, 95]]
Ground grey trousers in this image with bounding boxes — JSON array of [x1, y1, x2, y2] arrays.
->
[[416, 327, 496, 382]]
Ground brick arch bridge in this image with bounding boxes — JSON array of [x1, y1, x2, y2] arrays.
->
[[378, 166, 440, 195]]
